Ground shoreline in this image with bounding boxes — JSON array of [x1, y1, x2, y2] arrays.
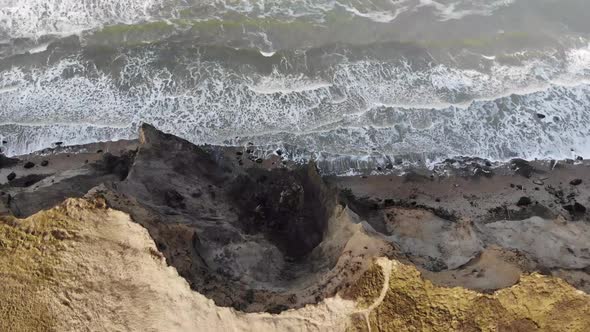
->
[[0, 124, 589, 330]]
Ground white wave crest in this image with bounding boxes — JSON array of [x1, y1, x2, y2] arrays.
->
[[0, 0, 167, 38]]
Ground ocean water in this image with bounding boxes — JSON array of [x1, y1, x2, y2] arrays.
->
[[1, 0, 590, 174]]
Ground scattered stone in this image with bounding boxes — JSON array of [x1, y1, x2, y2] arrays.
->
[[9, 174, 50, 188], [533, 179, 544, 186], [41, 160, 49, 167], [564, 202, 587, 216], [570, 179, 583, 186], [23, 161, 35, 169], [0, 154, 18, 168], [7, 172, 16, 181], [510, 159, 535, 178], [536, 113, 546, 119], [517, 197, 532, 207], [255, 158, 263, 164], [164, 189, 185, 209], [516, 185, 523, 190], [474, 166, 494, 178]]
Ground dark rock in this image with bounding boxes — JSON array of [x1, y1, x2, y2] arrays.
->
[[23, 161, 35, 169], [54, 141, 63, 146], [97, 149, 104, 153], [517, 197, 532, 207], [536, 113, 546, 119], [41, 160, 49, 167], [255, 158, 263, 164], [164, 189, 186, 209], [7, 172, 16, 181], [564, 202, 587, 216], [9, 174, 50, 188], [570, 179, 583, 186], [516, 185, 523, 190], [236, 151, 243, 156], [510, 159, 534, 178], [0, 154, 18, 168], [577, 156, 584, 161], [275, 149, 283, 156], [1, 140, 6, 144], [383, 198, 395, 206], [510, 183, 515, 188], [474, 166, 494, 178]]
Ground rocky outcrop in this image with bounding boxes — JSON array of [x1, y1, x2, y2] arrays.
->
[[99, 124, 393, 312]]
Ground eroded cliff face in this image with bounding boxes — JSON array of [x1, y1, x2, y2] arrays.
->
[[0, 198, 588, 331], [1, 124, 590, 331]]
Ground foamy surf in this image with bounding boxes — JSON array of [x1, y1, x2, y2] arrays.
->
[[1, 0, 589, 175], [0, 0, 168, 39]]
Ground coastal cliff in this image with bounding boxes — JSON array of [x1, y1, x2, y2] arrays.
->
[[1, 125, 589, 331]]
